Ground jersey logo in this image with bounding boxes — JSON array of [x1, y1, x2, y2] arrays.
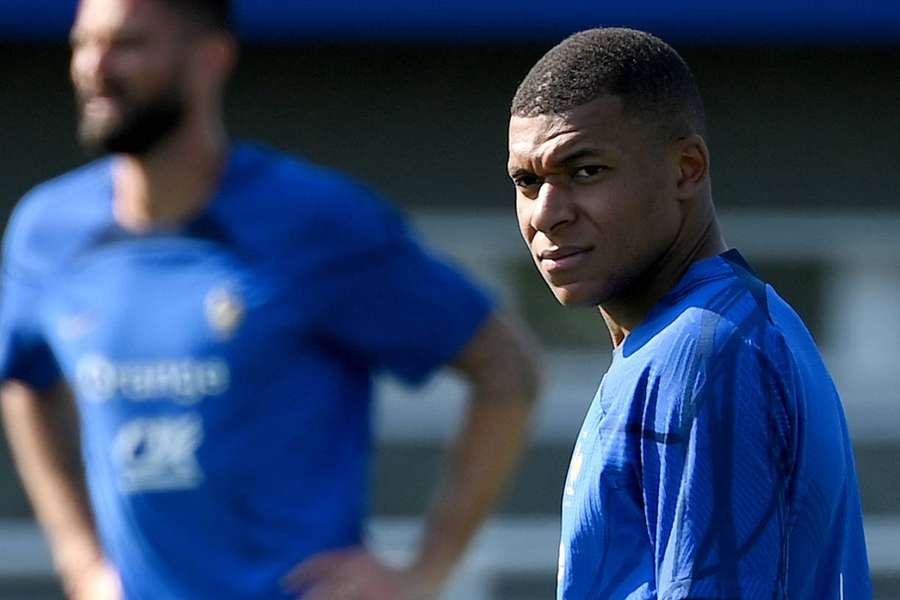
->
[[75, 354, 230, 404], [113, 414, 205, 493], [205, 285, 245, 339], [565, 434, 586, 496]]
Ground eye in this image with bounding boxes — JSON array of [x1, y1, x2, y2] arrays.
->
[[512, 173, 542, 190], [109, 33, 146, 52], [572, 165, 608, 180]]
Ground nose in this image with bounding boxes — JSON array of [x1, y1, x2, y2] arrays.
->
[[530, 182, 575, 234], [72, 40, 112, 89]]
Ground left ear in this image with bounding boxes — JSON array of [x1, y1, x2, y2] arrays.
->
[[674, 134, 709, 199], [193, 32, 238, 89]]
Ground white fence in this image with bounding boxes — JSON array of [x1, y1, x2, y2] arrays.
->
[[2, 516, 898, 599], [387, 209, 900, 443], [2, 210, 898, 598]]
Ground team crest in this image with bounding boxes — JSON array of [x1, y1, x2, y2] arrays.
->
[[565, 434, 586, 496], [205, 285, 245, 339]]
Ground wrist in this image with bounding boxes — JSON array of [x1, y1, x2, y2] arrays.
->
[[53, 536, 105, 590], [404, 559, 451, 600]]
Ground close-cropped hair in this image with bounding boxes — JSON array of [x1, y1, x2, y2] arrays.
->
[[157, 0, 232, 33], [511, 27, 707, 140]]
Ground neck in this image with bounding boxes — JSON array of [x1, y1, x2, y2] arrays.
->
[[600, 207, 727, 348], [113, 115, 228, 231]]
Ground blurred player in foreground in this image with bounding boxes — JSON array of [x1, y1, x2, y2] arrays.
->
[[0, 0, 540, 598], [507, 28, 870, 599]]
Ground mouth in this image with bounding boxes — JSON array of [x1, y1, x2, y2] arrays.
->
[[82, 95, 122, 116], [537, 245, 592, 273], [79, 83, 127, 115]]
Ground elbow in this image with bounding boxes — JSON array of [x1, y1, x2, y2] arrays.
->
[[466, 312, 544, 409]]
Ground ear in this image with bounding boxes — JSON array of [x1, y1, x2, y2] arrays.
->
[[674, 134, 709, 199], [195, 32, 238, 89]]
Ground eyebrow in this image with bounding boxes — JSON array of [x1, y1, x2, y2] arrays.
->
[[508, 146, 611, 176], [552, 147, 608, 165]]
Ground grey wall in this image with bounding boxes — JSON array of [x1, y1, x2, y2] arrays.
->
[[1, 44, 899, 219], [1, 42, 899, 598]]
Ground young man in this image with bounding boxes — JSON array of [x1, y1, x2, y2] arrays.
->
[[0, 0, 540, 598], [508, 28, 870, 599]]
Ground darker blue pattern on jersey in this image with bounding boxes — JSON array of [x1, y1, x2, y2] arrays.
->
[[557, 250, 871, 600]]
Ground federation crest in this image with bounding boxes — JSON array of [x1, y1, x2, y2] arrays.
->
[[564, 433, 586, 497], [205, 285, 245, 339]]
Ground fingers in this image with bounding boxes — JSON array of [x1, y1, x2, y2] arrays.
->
[[299, 580, 362, 600], [283, 546, 363, 593]]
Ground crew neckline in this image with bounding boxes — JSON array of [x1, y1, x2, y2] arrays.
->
[[104, 143, 242, 236], [612, 249, 749, 358]]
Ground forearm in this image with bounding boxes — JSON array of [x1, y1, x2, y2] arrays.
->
[[1, 381, 102, 586], [412, 389, 535, 590], [409, 314, 541, 593]]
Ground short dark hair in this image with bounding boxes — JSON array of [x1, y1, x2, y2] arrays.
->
[[511, 28, 706, 139], [156, 0, 232, 33]]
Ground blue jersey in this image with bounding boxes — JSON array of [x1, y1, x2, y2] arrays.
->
[[558, 250, 870, 599], [0, 143, 492, 599]]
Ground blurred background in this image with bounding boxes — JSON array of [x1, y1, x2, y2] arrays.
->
[[1, 1, 898, 598]]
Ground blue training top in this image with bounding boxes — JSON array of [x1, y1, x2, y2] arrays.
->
[[0, 143, 493, 599], [558, 250, 871, 599]]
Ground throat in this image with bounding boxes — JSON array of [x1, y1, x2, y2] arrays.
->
[[598, 216, 728, 347], [600, 308, 630, 348], [113, 146, 228, 231]]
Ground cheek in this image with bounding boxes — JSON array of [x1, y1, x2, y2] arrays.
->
[[131, 56, 170, 86], [639, 182, 682, 241], [515, 197, 535, 243], [575, 187, 619, 244], [613, 187, 681, 272], [119, 43, 180, 87], [609, 172, 673, 235], [70, 50, 94, 90], [576, 181, 663, 272]]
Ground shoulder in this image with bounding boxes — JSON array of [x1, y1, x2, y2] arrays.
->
[[648, 251, 795, 356], [231, 143, 399, 218], [627, 309, 794, 457], [655, 281, 794, 385], [677, 287, 799, 429], [632, 265, 799, 403], [216, 143, 408, 255], [3, 160, 113, 280]]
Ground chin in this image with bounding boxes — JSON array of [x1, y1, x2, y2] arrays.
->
[[549, 283, 603, 308]]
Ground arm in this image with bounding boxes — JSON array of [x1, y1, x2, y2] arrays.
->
[[407, 311, 541, 593], [1, 380, 120, 599], [288, 312, 541, 599]]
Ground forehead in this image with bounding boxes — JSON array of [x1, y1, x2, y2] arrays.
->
[[72, 0, 175, 36], [508, 95, 638, 168]]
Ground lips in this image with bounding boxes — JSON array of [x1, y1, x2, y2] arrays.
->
[[84, 96, 118, 111], [78, 81, 127, 113], [538, 246, 592, 272]]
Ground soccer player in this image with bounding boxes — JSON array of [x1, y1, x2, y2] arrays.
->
[[0, 0, 540, 599], [507, 28, 871, 599]]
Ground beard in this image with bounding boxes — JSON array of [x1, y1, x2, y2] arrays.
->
[[76, 83, 186, 157]]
